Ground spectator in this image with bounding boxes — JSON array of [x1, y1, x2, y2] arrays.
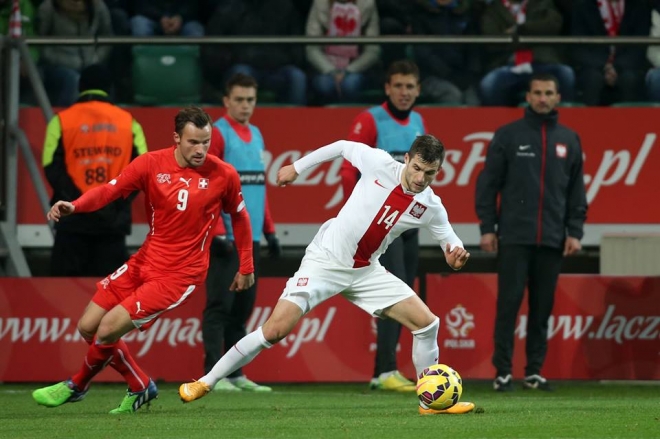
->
[[553, 0, 572, 34], [479, 0, 575, 106], [1, 0, 39, 104], [306, 0, 382, 104], [202, 0, 307, 105], [37, 0, 113, 107], [571, 0, 650, 106], [42, 64, 147, 276], [377, 0, 413, 67], [411, 0, 479, 105], [646, 0, 660, 101], [292, 0, 313, 18], [103, 0, 129, 34], [131, 0, 204, 37], [103, 0, 131, 102]]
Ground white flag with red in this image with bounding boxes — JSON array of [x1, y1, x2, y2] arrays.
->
[[9, 0, 22, 38]]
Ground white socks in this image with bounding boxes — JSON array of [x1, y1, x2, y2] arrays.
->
[[411, 317, 440, 378], [201, 327, 272, 387]]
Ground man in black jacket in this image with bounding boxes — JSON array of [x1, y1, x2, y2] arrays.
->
[[475, 73, 587, 392]]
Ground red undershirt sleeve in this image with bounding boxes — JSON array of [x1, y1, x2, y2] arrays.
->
[[262, 195, 276, 235], [341, 111, 377, 200], [230, 208, 254, 274], [71, 184, 122, 213]]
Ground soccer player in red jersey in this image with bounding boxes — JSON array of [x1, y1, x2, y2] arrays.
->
[[32, 106, 255, 414]]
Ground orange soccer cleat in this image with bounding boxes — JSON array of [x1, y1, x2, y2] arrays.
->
[[418, 401, 476, 415], [179, 380, 211, 403]]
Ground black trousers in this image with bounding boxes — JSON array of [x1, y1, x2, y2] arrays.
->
[[202, 241, 261, 376], [492, 244, 563, 377], [373, 229, 419, 377], [50, 231, 128, 277]]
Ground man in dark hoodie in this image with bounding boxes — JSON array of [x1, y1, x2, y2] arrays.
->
[[42, 64, 148, 276], [475, 73, 587, 392]]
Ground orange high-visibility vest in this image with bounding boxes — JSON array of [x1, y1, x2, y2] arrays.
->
[[59, 101, 134, 193]]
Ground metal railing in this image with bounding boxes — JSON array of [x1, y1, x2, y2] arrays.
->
[[19, 35, 660, 46]]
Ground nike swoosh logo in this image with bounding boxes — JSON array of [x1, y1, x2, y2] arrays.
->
[[374, 179, 386, 188]]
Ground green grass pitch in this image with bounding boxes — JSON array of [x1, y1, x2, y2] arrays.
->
[[2, 381, 658, 438]]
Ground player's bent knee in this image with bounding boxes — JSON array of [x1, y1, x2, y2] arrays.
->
[[77, 322, 95, 342], [261, 323, 290, 344], [95, 324, 122, 344], [261, 298, 305, 343]]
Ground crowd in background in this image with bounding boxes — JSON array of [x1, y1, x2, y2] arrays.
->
[[3, 0, 660, 107]]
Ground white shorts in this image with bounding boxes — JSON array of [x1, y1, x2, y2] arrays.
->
[[280, 242, 415, 316]]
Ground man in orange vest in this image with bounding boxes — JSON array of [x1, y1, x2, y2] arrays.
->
[[42, 64, 148, 276]]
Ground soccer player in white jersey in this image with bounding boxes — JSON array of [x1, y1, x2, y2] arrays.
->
[[179, 134, 475, 415]]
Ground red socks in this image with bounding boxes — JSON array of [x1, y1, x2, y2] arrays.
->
[[71, 338, 150, 392], [109, 339, 151, 392]]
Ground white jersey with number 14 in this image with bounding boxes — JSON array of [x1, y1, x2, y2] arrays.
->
[[293, 140, 463, 269]]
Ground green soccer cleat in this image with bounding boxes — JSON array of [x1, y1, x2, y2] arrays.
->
[[109, 379, 158, 415], [370, 371, 416, 392], [230, 376, 272, 392], [32, 379, 87, 407], [213, 378, 242, 392]]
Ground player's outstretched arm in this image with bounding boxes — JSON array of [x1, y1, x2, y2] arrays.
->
[[444, 244, 470, 271], [47, 200, 75, 222], [276, 164, 299, 187]]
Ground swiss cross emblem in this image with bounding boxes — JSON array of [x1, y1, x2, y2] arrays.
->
[[198, 178, 209, 189], [556, 143, 567, 158], [409, 202, 427, 219], [297, 278, 309, 287]]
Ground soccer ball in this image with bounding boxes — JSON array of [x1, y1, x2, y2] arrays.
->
[[416, 364, 463, 410]]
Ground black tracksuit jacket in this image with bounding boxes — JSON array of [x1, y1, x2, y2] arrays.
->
[[475, 107, 588, 249]]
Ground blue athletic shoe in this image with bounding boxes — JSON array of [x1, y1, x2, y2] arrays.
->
[[109, 379, 158, 414]]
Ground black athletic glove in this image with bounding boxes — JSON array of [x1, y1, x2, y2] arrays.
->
[[265, 233, 281, 258], [210, 236, 234, 258]]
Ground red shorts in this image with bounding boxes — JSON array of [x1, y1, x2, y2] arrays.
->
[[93, 262, 199, 331]]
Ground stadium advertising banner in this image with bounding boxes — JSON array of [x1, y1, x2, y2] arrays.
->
[[1, 276, 658, 382], [16, 107, 660, 247], [425, 275, 660, 381]]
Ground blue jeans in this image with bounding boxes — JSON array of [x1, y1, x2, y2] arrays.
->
[[312, 72, 365, 104], [131, 15, 204, 37], [225, 64, 307, 105], [41, 64, 80, 107], [646, 68, 660, 102], [480, 63, 576, 106]]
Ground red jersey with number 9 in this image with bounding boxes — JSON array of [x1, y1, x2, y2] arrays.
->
[[72, 146, 246, 282]]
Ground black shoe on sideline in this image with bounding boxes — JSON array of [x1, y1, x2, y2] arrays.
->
[[493, 374, 514, 392], [523, 374, 553, 391]]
